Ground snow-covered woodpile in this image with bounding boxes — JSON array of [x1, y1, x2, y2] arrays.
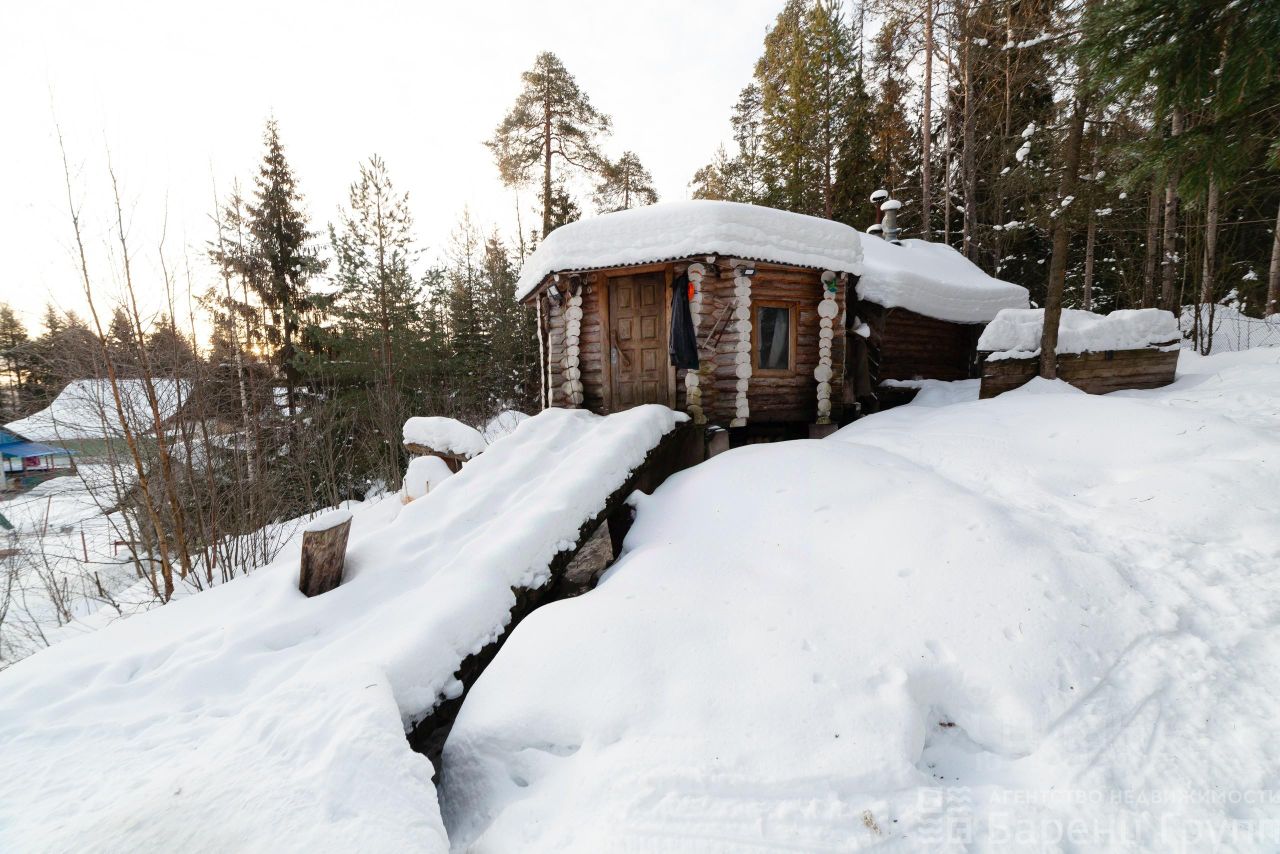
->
[[977, 308, 1181, 398]]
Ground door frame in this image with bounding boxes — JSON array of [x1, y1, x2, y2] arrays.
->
[[601, 264, 676, 413]]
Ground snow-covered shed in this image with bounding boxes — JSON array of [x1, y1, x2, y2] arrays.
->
[[850, 233, 1029, 411], [517, 201, 1027, 436]]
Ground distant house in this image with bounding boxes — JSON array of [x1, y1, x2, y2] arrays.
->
[[3, 379, 190, 460], [1, 427, 75, 492], [516, 200, 1027, 441]]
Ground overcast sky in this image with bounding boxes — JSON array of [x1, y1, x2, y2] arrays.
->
[[1, 0, 783, 336]]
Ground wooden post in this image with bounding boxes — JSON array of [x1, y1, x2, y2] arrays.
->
[[298, 510, 353, 597]]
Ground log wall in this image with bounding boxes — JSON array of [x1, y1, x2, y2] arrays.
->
[[860, 302, 983, 382], [535, 260, 845, 427], [695, 262, 843, 425], [979, 347, 1179, 398]]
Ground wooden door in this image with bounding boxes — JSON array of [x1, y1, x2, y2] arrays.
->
[[608, 272, 669, 410]]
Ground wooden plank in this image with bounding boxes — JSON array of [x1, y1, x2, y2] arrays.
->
[[979, 347, 1178, 398]]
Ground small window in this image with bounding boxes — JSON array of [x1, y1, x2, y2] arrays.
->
[[756, 305, 792, 372]]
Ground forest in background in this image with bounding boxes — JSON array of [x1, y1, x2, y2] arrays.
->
[[0, 0, 1277, 614]]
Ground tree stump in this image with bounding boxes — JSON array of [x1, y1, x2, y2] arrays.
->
[[298, 510, 353, 597]]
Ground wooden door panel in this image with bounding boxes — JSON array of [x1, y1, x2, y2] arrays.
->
[[609, 273, 668, 411]]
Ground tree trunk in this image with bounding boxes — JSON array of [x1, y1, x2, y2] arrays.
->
[[1266, 199, 1280, 317], [1197, 177, 1221, 354], [1082, 215, 1097, 312], [1039, 98, 1088, 379], [542, 79, 553, 239], [1160, 108, 1183, 312], [961, 33, 977, 260], [298, 512, 353, 597], [1142, 180, 1161, 307], [1199, 178, 1220, 307], [1081, 122, 1100, 312], [921, 0, 934, 238]]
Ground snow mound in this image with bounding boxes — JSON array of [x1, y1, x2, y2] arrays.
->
[[979, 307, 1179, 359], [404, 455, 454, 500], [441, 349, 1280, 850], [0, 405, 686, 852], [402, 416, 487, 459], [515, 201, 865, 300], [857, 236, 1028, 323], [5, 379, 188, 441]]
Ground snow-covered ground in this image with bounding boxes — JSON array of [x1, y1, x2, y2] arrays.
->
[[442, 347, 1280, 851], [0, 466, 148, 664], [2, 350, 1279, 851], [0, 404, 683, 853]]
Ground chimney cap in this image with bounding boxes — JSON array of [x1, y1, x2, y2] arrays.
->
[[868, 223, 884, 234], [880, 198, 902, 211], [870, 189, 889, 202]]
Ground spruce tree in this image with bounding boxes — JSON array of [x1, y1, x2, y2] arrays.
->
[[0, 303, 30, 417], [594, 151, 659, 212], [756, 0, 822, 214], [239, 120, 325, 417], [488, 52, 612, 239], [328, 155, 422, 486]]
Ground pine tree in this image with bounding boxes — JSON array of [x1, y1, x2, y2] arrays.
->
[[831, 71, 877, 227], [594, 151, 659, 212], [807, 0, 857, 219], [228, 120, 325, 418], [488, 52, 612, 239], [757, 0, 822, 214], [328, 155, 423, 485], [543, 178, 583, 232], [444, 211, 489, 419], [0, 303, 30, 418], [478, 231, 539, 411], [690, 145, 735, 200], [727, 84, 768, 203]]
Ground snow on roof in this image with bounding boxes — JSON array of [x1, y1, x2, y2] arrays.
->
[[857, 236, 1029, 323], [515, 201, 865, 300], [978, 308, 1180, 358], [402, 416, 488, 459], [0, 404, 686, 852], [4, 379, 189, 442]]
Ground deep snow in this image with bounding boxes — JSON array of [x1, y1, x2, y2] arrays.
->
[[442, 348, 1280, 851], [0, 405, 684, 853], [3, 351, 1279, 852]]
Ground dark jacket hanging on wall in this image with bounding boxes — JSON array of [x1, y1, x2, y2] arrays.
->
[[669, 273, 699, 370]]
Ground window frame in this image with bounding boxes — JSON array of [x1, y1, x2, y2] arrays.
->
[[751, 300, 798, 376]]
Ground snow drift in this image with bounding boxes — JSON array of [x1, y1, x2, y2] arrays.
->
[[0, 405, 685, 853], [442, 348, 1280, 850]]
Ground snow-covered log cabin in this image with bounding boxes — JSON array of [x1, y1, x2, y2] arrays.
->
[[516, 201, 1028, 440]]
